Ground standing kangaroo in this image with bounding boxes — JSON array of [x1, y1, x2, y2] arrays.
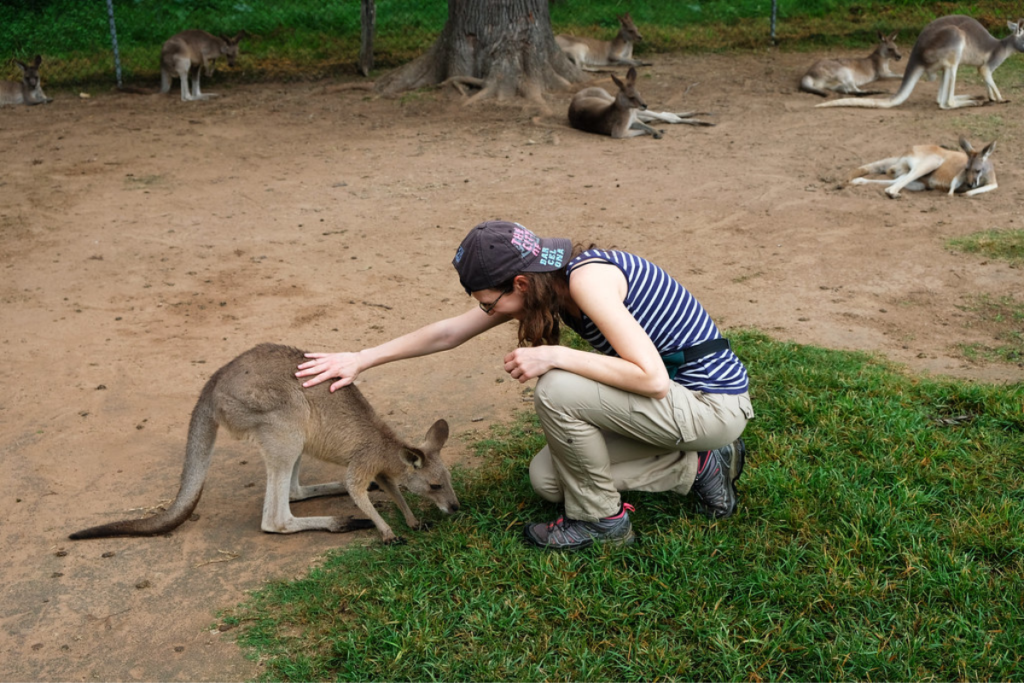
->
[[0, 55, 52, 106], [160, 30, 244, 102], [556, 13, 652, 71], [68, 343, 459, 545], [818, 16, 1024, 110], [800, 31, 903, 97], [568, 67, 664, 139], [848, 136, 997, 198]]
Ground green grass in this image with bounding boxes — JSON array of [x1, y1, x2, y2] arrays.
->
[[948, 228, 1024, 267], [6, 1, 1024, 87], [222, 329, 1024, 681], [955, 293, 1024, 364], [945, 230, 1024, 364]]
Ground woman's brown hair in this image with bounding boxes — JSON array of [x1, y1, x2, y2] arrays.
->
[[502, 243, 594, 347]]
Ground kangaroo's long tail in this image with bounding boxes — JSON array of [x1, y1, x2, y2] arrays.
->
[[816, 65, 923, 109], [68, 377, 221, 540]]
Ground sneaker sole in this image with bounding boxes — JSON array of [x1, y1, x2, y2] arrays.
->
[[522, 525, 636, 551], [730, 437, 746, 486], [720, 437, 746, 519]]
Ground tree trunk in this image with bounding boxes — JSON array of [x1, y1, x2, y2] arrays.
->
[[374, 0, 583, 108]]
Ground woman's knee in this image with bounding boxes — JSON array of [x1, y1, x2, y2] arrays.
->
[[534, 369, 593, 414]]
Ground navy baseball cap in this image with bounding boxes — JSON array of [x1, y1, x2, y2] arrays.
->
[[452, 221, 573, 293]]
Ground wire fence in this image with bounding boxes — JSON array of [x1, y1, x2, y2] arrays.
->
[[0, 0, 959, 92]]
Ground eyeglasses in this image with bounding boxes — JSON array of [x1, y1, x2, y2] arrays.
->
[[479, 288, 512, 314]]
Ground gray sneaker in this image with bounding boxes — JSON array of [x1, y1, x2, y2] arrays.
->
[[523, 503, 636, 551], [691, 438, 746, 519]]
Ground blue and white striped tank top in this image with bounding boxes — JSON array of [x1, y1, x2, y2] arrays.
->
[[564, 249, 749, 394]]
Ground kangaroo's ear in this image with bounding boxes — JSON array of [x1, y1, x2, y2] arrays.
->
[[877, 30, 884, 40], [14, 60, 27, 72], [33, 54, 42, 66], [625, 66, 638, 81], [959, 136, 975, 154], [888, 32, 898, 41], [402, 447, 425, 469], [1010, 20, 1022, 34], [611, 73, 625, 90], [423, 419, 449, 451], [981, 141, 997, 159]]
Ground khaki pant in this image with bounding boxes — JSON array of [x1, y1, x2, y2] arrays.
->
[[530, 369, 754, 522]]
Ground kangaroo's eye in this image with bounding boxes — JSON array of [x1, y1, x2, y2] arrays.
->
[[430, 484, 443, 490]]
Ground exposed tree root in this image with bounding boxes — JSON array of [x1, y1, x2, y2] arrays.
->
[[439, 76, 486, 97]]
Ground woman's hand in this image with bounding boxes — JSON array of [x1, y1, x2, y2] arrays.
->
[[295, 352, 362, 392], [503, 346, 560, 383]]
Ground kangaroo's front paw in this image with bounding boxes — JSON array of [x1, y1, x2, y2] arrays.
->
[[382, 535, 407, 546], [653, 130, 664, 140]]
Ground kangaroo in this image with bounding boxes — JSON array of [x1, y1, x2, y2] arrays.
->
[[0, 55, 52, 106], [800, 31, 903, 97], [848, 136, 997, 198], [568, 67, 665, 139], [556, 13, 652, 71], [68, 343, 459, 545], [818, 16, 1024, 110], [160, 30, 244, 102]]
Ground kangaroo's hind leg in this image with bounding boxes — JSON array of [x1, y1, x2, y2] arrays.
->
[[848, 156, 902, 182], [257, 429, 351, 533], [288, 453, 348, 501], [172, 57, 192, 101], [626, 119, 663, 139], [189, 65, 211, 100], [884, 154, 945, 198]]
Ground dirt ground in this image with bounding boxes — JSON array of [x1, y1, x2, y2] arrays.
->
[[1, 49, 1022, 681]]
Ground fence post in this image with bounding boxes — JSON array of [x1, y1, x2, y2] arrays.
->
[[105, 0, 123, 87], [771, 0, 778, 44], [359, 0, 376, 77]]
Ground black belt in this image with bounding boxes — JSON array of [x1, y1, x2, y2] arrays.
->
[[661, 338, 731, 376]]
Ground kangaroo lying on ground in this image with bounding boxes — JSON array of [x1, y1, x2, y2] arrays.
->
[[800, 31, 902, 97], [160, 30, 244, 101], [848, 136, 997, 198], [569, 67, 665, 139], [69, 343, 459, 545], [0, 55, 52, 106], [818, 16, 1024, 110], [556, 13, 652, 71]]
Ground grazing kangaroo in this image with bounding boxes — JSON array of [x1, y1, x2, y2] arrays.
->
[[556, 13, 652, 71], [800, 31, 903, 97], [848, 136, 997, 198], [818, 16, 1024, 110], [68, 343, 459, 545], [160, 30, 244, 102], [0, 55, 52, 106], [569, 67, 664, 139]]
